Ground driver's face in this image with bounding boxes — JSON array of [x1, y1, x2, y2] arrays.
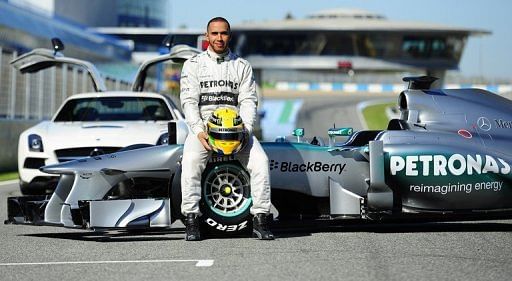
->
[[206, 21, 230, 54]]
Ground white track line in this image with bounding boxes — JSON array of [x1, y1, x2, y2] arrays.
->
[[0, 259, 214, 267]]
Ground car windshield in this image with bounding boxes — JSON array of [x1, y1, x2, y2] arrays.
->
[[54, 97, 173, 122]]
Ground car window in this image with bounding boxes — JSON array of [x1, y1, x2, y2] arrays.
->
[[54, 97, 173, 122], [140, 61, 183, 95]]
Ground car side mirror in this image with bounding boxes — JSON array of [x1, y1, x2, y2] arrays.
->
[[162, 35, 174, 52], [292, 128, 305, 142], [51, 38, 65, 55], [328, 127, 353, 137], [328, 127, 353, 147]]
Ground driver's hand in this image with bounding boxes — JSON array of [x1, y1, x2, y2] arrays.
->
[[197, 131, 212, 151]]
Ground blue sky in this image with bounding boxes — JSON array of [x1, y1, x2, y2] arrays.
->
[[169, 0, 511, 81]]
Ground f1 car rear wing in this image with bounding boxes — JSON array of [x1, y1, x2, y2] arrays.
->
[[10, 39, 107, 92], [131, 44, 200, 92]]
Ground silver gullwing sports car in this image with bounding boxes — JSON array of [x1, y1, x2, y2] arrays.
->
[[6, 76, 512, 237]]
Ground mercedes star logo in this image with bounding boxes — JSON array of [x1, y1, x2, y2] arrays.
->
[[477, 117, 492, 131]]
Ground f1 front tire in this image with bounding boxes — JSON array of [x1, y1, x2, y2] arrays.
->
[[200, 162, 252, 236], [171, 161, 253, 237]]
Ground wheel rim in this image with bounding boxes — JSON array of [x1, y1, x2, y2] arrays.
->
[[203, 164, 252, 217]]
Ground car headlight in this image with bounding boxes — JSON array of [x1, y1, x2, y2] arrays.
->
[[157, 133, 169, 145], [28, 134, 44, 152]]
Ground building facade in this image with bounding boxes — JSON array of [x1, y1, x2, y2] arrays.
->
[[54, 0, 170, 28]]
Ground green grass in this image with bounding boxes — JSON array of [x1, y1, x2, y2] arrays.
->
[[261, 81, 276, 89], [0, 172, 18, 181], [362, 102, 395, 130]]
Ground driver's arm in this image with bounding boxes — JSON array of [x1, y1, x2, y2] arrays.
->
[[238, 62, 258, 135], [180, 58, 205, 136]]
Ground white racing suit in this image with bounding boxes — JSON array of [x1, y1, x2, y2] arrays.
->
[[179, 48, 271, 216]]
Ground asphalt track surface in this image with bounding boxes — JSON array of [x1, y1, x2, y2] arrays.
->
[[2, 93, 512, 281], [2, 182, 512, 281]]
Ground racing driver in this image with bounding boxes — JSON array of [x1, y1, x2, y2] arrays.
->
[[179, 17, 274, 241]]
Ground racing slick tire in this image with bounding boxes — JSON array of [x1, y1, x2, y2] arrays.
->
[[171, 161, 253, 237]]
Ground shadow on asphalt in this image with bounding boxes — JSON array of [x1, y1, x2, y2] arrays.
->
[[22, 228, 186, 242], [20, 221, 512, 241], [274, 220, 512, 238]]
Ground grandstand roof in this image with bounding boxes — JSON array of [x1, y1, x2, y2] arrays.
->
[[234, 8, 490, 35]]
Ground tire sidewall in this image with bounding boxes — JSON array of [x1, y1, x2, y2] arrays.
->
[[199, 161, 252, 236], [171, 160, 253, 236]]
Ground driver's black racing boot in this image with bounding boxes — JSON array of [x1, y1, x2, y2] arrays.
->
[[185, 213, 201, 241], [252, 213, 274, 240]]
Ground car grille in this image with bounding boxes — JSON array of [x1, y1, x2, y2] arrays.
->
[[23, 158, 46, 169], [55, 147, 121, 162]]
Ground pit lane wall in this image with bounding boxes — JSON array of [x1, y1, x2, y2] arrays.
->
[[0, 120, 37, 172]]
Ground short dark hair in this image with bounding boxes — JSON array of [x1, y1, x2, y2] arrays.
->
[[207, 17, 231, 32]]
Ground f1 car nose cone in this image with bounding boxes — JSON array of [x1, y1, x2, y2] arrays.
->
[[220, 185, 232, 196]]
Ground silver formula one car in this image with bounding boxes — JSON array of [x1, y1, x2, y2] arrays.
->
[[6, 76, 512, 236]]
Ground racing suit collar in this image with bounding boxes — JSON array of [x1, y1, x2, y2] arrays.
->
[[206, 47, 232, 64]]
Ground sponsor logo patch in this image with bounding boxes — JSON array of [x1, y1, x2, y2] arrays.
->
[[209, 155, 236, 163], [205, 218, 248, 232], [390, 154, 511, 177], [477, 117, 492, 131], [476, 117, 512, 130], [270, 160, 346, 174], [495, 119, 512, 129], [199, 92, 238, 106], [409, 181, 503, 195], [200, 80, 239, 90]]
